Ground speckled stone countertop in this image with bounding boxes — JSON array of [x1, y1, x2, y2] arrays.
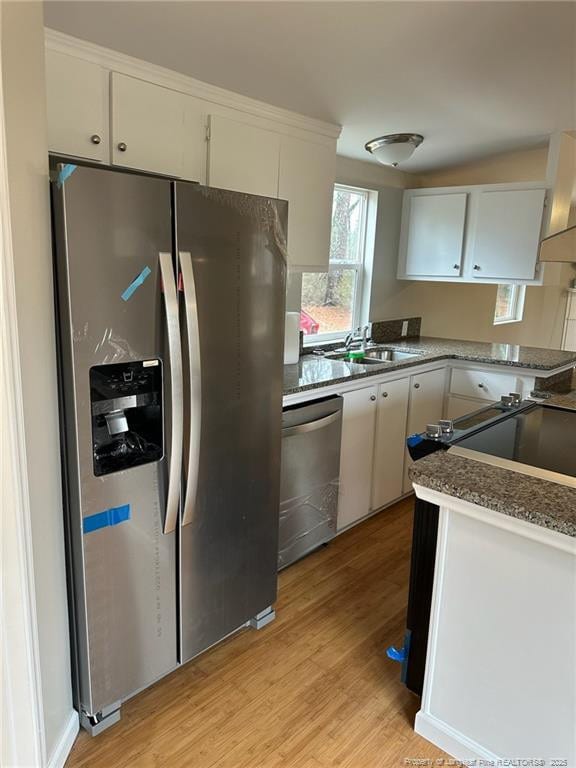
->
[[532, 370, 576, 410], [409, 370, 576, 538], [545, 389, 576, 410], [409, 452, 576, 538], [283, 336, 576, 396]]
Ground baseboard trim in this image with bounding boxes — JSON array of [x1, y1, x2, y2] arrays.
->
[[415, 711, 500, 763], [47, 710, 79, 768]]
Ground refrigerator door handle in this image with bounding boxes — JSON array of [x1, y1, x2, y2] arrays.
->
[[159, 251, 184, 534], [179, 251, 202, 527]]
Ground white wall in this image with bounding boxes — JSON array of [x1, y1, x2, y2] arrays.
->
[[1, 1, 74, 762], [336, 154, 414, 190]]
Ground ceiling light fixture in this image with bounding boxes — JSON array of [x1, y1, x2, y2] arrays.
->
[[365, 133, 424, 167]]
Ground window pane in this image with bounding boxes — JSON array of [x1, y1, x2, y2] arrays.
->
[[330, 188, 366, 264], [301, 269, 357, 335], [495, 284, 515, 322]]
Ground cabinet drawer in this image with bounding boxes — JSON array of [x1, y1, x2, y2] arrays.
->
[[450, 368, 517, 402]]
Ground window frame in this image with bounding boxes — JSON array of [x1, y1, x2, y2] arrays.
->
[[493, 283, 526, 325], [302, 183, 371, 343]]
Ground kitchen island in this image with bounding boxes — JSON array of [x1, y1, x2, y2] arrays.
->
[[408, 401, 576, 766]]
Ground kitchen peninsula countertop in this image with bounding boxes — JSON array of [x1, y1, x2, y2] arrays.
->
[[283, 336, 576, 396], [410, 380, 576, 538], [409, 451, 576, 538], [545, 388, 576, 410]]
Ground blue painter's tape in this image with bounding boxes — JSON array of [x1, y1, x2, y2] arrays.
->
[[406, 433, 424, 448], [83, 504, 131, 534], [121, 266, 152, 301], [56, 164, 77, 189], [386, 645, 407, 663]]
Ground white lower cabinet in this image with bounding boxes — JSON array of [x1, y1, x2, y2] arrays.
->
[[337, 368, 447, 529], [403, 368, 447, 494], [371, 378, 411, 511], [448, 367, 535, 415], [316, 361, 538, 534], [450, 367, 518, 402], [336, 385, 378, 531]]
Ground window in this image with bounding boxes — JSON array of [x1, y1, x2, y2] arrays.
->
[[494, 284, 525, 325], [301, 185, 371, 340]]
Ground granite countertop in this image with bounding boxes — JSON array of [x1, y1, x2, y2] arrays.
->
[[283, 336, 576, 396], [545, 389, 576, 410], [409, 451, 576, 538], [409, 370, 576, 537]]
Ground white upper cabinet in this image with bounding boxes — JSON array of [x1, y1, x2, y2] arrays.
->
[[45, 35, 341, 272], [403, 193, 467, 278], [111, 73, 206, 180], [471, 189, 546, 280], [207, 115, 280, 198], [398, 184, 547, 284], [45, 50, 108, 162], [278, 136, 336, 270]]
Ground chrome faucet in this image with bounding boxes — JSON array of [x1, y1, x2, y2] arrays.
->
[[344, 330, 356, 351], [344, 324, 371, 352], [360, 324, 370, 351]]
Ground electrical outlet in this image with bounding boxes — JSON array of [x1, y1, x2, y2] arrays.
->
[[401, 320, 409, 337]]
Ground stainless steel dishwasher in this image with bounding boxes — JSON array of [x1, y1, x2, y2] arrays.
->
[[279, 396, 343, 569]]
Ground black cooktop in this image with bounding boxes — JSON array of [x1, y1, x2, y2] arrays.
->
[[454, 404, 576, 478]]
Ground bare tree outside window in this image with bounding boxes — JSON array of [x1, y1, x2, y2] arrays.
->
[[301, 185, 368, 338]]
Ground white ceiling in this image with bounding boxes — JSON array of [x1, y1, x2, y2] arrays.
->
[[44, 1, 576, 173]]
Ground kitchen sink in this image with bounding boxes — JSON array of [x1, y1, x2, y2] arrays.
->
[[363, 349, 423, 362], [330, 347, 424, 364]]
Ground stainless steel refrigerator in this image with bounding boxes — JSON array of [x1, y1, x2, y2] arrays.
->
[[51, 162, 287, 734]]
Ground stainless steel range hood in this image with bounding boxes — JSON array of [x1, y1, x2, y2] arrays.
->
[[539, 225, 576, 263]]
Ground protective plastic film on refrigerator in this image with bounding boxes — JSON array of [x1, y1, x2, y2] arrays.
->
[[51, 161, 287, 734]]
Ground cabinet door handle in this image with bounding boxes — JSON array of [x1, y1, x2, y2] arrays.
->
[[90, 134, 101, 145], [370, 394, 376, 401], [478, 383, 485, 389], [117, 142, 127, 152], [473, 264, 481, 271], [382, 392, 388, 398], [453, 264, 460, 270], [414, 383, 420, 389]]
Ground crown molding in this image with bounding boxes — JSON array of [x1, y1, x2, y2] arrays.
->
[[45, 28, 342, 141]]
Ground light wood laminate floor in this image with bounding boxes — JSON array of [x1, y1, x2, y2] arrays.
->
[[66, 498, 447, 767]]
